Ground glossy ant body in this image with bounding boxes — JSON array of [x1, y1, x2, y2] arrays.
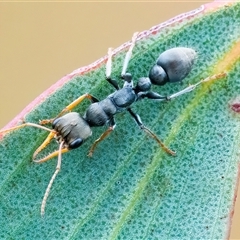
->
[[0, 32, 225, 215]]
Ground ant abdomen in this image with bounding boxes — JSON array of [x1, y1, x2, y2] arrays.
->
[[149, 47, 197, 86]]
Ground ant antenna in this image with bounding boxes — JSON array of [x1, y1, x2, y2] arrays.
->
[[0, 122, 55, 135], [121, 32, 138, 76], [41, 140, 64, 216]]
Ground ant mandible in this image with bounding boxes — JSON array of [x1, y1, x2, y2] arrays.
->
[[0, 32, 225, 215]]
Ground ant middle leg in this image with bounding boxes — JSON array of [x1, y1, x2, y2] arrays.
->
[[105, 32, 139, 90], [127, 108, 176, 156]]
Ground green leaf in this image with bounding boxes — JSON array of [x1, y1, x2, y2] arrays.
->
[[0, 1, 240, 239]]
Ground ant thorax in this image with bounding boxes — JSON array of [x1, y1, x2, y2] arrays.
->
[[109, 87, 136, 109]]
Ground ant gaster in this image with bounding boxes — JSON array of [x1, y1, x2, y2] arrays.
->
[[0, 32, 226, 215]]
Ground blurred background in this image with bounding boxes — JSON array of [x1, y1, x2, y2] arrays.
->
[[0, 2, 239, 239]]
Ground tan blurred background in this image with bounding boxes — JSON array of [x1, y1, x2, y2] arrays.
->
[[0, 2, 239, 239]]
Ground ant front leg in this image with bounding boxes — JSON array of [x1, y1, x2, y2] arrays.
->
[[40, 93, 99, 125], [127, 108, 176, 156], [88, 119, 116, 157]]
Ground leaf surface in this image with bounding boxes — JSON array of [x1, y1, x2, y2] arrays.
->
[[0, 1, 240, 239]]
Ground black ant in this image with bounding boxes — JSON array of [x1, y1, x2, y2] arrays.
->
[[0, 32, 226, 215]]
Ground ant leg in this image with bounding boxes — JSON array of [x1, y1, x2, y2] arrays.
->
[[40, 141, 65, 216], [60, 93, 99, 113], [141, 72, 227, 102], [121, 32, 138, 77], [106, 48, 119, 90], [40, 93, 100, 125], [127, 108, 176, 156], [167, 72, 226, 100], [88, 120, 116, 157]]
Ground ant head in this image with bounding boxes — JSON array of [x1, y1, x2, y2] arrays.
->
[[52, 112, 92, 149]]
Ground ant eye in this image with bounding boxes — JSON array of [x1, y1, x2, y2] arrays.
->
[[69, 138, 83, 149]]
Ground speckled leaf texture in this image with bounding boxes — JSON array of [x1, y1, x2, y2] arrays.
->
[[1, 1, 240, 239]]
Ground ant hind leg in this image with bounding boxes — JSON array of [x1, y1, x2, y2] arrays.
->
[[167, 72, 227, 100], [127, 108, 176, 156]]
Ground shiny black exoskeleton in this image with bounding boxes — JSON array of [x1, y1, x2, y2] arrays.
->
[[52, 45, 197, 155]]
